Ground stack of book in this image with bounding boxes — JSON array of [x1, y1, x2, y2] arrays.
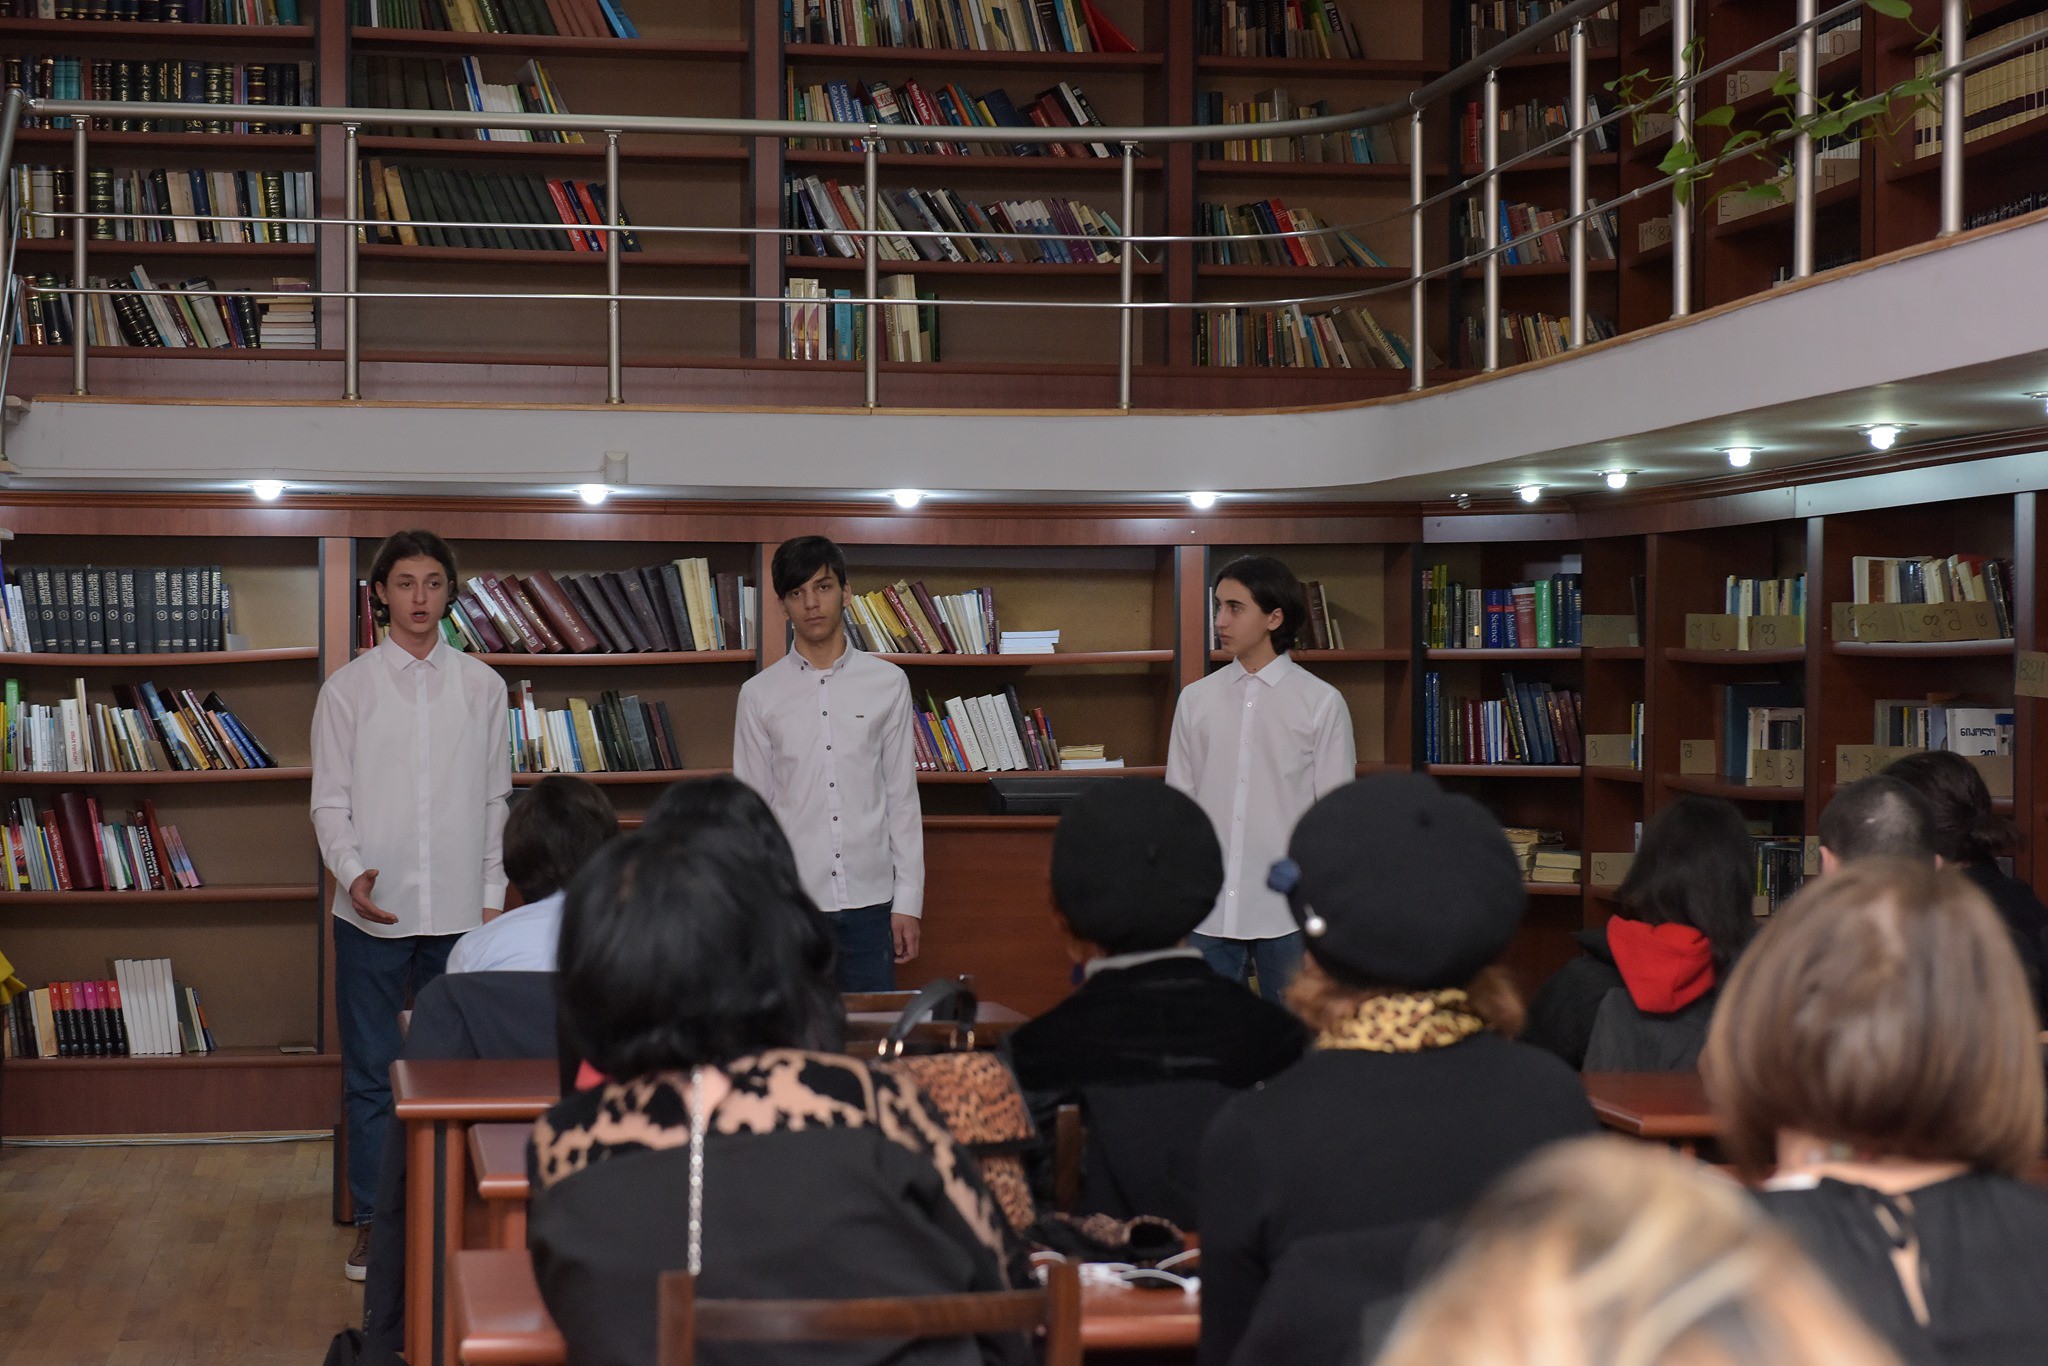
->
[[1458, 311, 1619, 367], [1199, 91, 1399, 163], [844, 581, 1002, 654], [361, 162, 638, 252], [349, 0, 638, 37], [1873, 702, 2012, 755], [507, 681, 681, 774], [1, 564, 232, 654], [1057, 744, 1121, 769], [1751, 836, 1807, 915], [1460, 96, 1613, 165], [2, 679, 275, 774], [1197, 199, 1387, 267], [10, 166, 314, 245], [999, 629, 1059, 653], [4, 57, 313, 134], [356, 563, 751, 655], [784, 75, 1113, 157], [256, 279, 315, 349], [1528, 847, 1582, 886], [1422, 671, 1584, 765], [1847, 555, 2013, 633], [1200, 0, 1366, 58], [350, 57, 579, 142], [1462, 198, 1619, 265], [1502, 826, 1566, 878], [9, 270, 289, 351], [3, 0, 297, 20], [1422, 569, 1585, 649], [914, 688, 1063, 772], [2, 794, 203, 892], [1196, 303, 1428, 369], [1, 959, 214, 1059], [785, 176, 1127, 265], [784, 0, 1134, 52]]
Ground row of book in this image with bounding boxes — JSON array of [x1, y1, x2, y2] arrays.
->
[[1738, 702, 1803, 785], [357, 563, 754, 655], [349, 57, 579, 143], [1194, 303, 1428, 370], [784, 176, 1127, 265], [1, 564, 232, 655], [1872, 702, 2013, 755], [4, 57, 311, 134], [1421, 569, 1587, 649], [1200, 0, 1367, 59], [915, 687, 1066, 771], [1461, 198, 1620, 266], [4, 0, 295, 20], [7, 271, 311, 350], [784, 75, 1115, 158], [4, 796, 202, 893], [1723, 574, 1805, 621], [1752, 837, 1808, 915], [1967, 189, 2048, 229], [1503, 826, 1567, 881], [12, 167, 314, 245], [1422, 671, 1585, 765], [3, 680, 274, 774], [1912, 8, 2048, 157], [1197, 91, 1403, 164], [1850, 555, 2014, 622], [1772, 11, 1861, 74], [783, 277, 941, 362], [2, 962, 214, 1060], [842, 582, 1005, 655], [1459, 97, 1613, 167], [360, 162, 637, 252], [1196, 199, 1387, 268], [1470, 2, 1617, 55], [508, 681, 680, 774], [348, 0, 637, 38], [1456, 311, 1618, 367], [785, 0, 1135, 53], [1299, 580, 1348, 650]]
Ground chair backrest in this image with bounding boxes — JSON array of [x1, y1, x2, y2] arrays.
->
[[655, 1256, 1081, 1366], [1053, 1102, 1085, 1213]]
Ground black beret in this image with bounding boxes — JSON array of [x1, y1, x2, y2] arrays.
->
[[1272, 772, 1525, 989], [1052, 779, 1223, 954]]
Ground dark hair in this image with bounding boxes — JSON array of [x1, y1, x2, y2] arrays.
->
[[1213, 554, 1308, 654], [503, 775, 618, 903], [1818, 775, 1935, 865], [368, 529, 458, 625], [772, 536, 848, 600], [1614, 796, 1756, 972], [1882, 749, 2013, 866], [556, 824, 845, 1079]]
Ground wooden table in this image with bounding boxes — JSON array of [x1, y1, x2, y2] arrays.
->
[[1582, 1071, 1717, 1148], [450, 1249, 1198, 1364], [843, 1003, 1028, 1049]]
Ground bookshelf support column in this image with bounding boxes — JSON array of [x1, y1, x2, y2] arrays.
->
[[1118, 142, 1136, 412], [343, 124, 360, 402], [1791, 0, 1817, 279], [1483, 74, 1501, 373], [1408, 111, 1425, 393], [1940, 0, 1966, 235], [863, 133, 879, 410], [1671, 0, 1693, 317], [70, 120, 88, 396], [1568, 20, 1588, 349], [604, 132, 623, 405]]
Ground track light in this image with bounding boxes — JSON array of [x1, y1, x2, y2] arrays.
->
[[1603, 470, 1631, 490], [250, 479, 285, 501], [1517, 484, 1543, 504], [1856, 423, 1909, 451], [576, 483, 609, 505], [891, 489, 924, 509], [1451, 493, 1472, 509], [1722, 446, 1758, 468], [1187, 491, 1219, 510]]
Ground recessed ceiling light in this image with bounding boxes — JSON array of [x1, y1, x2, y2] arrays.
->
[[1517, 484, 1543, 504], [1603, 470, 1631, 490], [250, 479, 285, 501], [1722, 446, 1758, 468], [891, 488, 924, 509], [1187, 491, 1219, 510], [1451, 493, 1471, 508], [576, 483, 609, 505], [1855, 423, 1910, 451]]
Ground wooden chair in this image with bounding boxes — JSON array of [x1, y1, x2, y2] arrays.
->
[[1053, 1102, 1086, 1213], [655, 1256, 1082, 1366]]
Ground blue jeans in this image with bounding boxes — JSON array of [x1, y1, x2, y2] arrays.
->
[[1191, 930, 1305, 1003], [333, 917, 459, 1225], [832, 902, 896, 992]]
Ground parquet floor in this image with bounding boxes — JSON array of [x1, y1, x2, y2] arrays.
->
[[0, 1138, 359, 1366]]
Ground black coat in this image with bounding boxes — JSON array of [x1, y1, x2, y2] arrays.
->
[[1582, 985, 1719, 1072], [1964, 861, 2048, 1019], [1520, 926, 1623, 1070]]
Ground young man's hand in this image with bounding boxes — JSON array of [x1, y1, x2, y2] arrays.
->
[[891, 913, 921, 964], [349, 869, 398, 925]]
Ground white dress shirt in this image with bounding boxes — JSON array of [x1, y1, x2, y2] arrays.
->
[[445, 890, 564, 974], [1166, 652, 1356, 940], [311, 635, 511, 938], [733, 643, 925, 919]]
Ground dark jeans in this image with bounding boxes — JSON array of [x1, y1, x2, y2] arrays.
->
[[1190, 930, 1305, 1003], [333, 917, 460, 1225], [832, 902, 896, 992]]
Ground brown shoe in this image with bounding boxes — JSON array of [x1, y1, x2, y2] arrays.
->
[[346, 1223, 372, 1282]]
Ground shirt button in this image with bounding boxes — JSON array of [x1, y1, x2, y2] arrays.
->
[[826, 745, 832, 751], [835, 852, 841, 858]]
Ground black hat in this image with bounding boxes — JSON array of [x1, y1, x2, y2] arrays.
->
[[1052, 779, 1223, 954], [1269, 772, 1524, 989]]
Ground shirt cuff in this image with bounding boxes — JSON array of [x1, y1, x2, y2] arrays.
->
[[332, 855, 367, 892], [482, 879, 507, 913]]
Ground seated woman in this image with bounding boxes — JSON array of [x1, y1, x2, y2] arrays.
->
[[1538, 795, 1756, 1072], [528, 817, 1027, 1366], [1704, 858, 2048, 1366], [1197, 772, 1598, 1366]]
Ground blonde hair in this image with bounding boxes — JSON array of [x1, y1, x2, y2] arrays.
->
[[1375, 1138, 1900, 1366], [1285, 957, 1525, 1039]]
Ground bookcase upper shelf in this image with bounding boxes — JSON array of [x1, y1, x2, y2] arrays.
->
[[0, 647, 319, 667], [1828, 638, 2017, 658], [918, 766, 1165, 783], [15, 130, 317, 154], [1195, 55, 1442, 78], [0, 17, 314, 46], [513, 768, 726, 786], [346, 28, 749, 59], [352, 137, 749, 166], [474, 650, 755, 666], [881, 650, 1173, 665], [0, 767, 312, 785], [781, 45, 1166, 72], [0, 884, 318, 907]]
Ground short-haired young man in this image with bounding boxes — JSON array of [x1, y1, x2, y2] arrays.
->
[[733, 535, 924, 990], [1818, 775, 1938, 874], [311, 529, 511, 1278], [445, 775, 617, 974], [1167, 555, 1355, 1001]]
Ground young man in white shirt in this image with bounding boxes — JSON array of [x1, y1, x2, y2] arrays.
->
[[311, 530, 511, 1279], [733, 536, 924, 991], [445, 774, 616, 974], [1167, 555, 1355, 1001]]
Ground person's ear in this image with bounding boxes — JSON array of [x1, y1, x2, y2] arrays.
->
[[1819, 846, 1841, 877]]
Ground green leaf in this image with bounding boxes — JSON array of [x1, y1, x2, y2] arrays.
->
[[1742, 182, 1786, 203], [1772, 68, 1802, 97], [1658, 144, 1700, 174], [1695, 105, 1737, 127], [1866, 0, 1912, 17]]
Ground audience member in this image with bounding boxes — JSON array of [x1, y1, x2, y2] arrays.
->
[[1196, 772, 1597, 1366], [445, 775, 616, 974], [1372, 1137, 1901, 1366], [529, 819, 1025, 1366], [1883, 749, 2048, 1016], [1704, 859, 2048, 1366], [1817, 776, 1936, 872], [1004, 778, 1306, 1227]]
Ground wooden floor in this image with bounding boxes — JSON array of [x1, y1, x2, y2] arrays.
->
[[0, 1138, 360, 1366]]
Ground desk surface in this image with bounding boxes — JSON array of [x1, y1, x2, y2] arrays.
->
[[451, 1249, 1199, 1362], [1582, 1071, 1716, 1139], [392, 1059, 562, 1120]]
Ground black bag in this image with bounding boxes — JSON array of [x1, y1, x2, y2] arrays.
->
[[321, 1327, 408, 1366]]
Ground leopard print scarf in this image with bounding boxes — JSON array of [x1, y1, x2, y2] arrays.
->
[[1316, 989, 1486, 1053]]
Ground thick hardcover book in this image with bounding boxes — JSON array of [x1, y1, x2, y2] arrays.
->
[[566, 574, 633, 653], [49, 792, 106, 891], [657, 564, 697, 652], [595, 573, 655, 652], [619, 693, 656, 770], [714, 574, 742, 655], [203, 565, 222, 649], [29, 568, 57, 652], [83, 567, 107, 654], [649, 700, 681, 770], [909, 581, 961, 653], [618, 572, 669, 653], [636, 568, 682, 651], [163, 568, 187, 654], [524, 571, 602, 653], [455, 589, 508, 652], [481, 574, 547, 652], [202, 694, 276, 767], [50, 568, 74, 654], [1003, 685, 1043, 768], [114, 569, 138, 653], [509, 578, 567, 653]]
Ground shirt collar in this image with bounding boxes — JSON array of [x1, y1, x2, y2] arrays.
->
[[791, 640, 854, 676], [1226, 650, 1296, 688], [1081, 945, 1205, 981], [376, 633, 447, 672]]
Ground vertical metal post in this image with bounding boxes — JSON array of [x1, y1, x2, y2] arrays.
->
[[1792, 0, 1817, 277], [1118, 142, 1136, 411], [71, 120, 87, 394], [863, 130, 878, 409], [1408, 111, 1425, 392], [1671, 0, 1693, 317], [1483, 73, 1500, 372], [1568, 19, 1588, 348], [343, 124, 360, 401], [1940, 0, 1966, 234], [604, 131, 622, 404]]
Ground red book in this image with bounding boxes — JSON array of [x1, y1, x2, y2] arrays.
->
[[52, 980, 76, 1056], [480, 574, 547, 653], [524, 570, 603, 653], [1082, 0, 1136, 51], [1510, 585, 1538, 648], [40, 810, 74, 891], [542, 180, 596, 251], [900, 80, 957, 154], [50, 791, 105, 891], [357, 580, 376, 650], [138, 800, 172, 890], [104, 976, 129, 1055], [880, 585, 934, 653], [456, 590, 509, 653], [509, 578, 568, 654], [908, 581, 959, 653], [1031, 707, 1059, 765]]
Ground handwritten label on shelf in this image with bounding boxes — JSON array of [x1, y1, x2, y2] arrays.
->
[[1583, 734, 1636, 769], [1804, 836, 1821, 876], [1589, 852, 1635, 888], [1685, 614, 1741, 651], [1744, 615, 1804, 650], [1581, 615, 1639, 648], [1835, 601, 2001, 643], [2017, 650, 2048, 698], [1835, 744, 1922, 782], [1747, 749, 1804, 788], [1680, 739, 1717, 775]]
